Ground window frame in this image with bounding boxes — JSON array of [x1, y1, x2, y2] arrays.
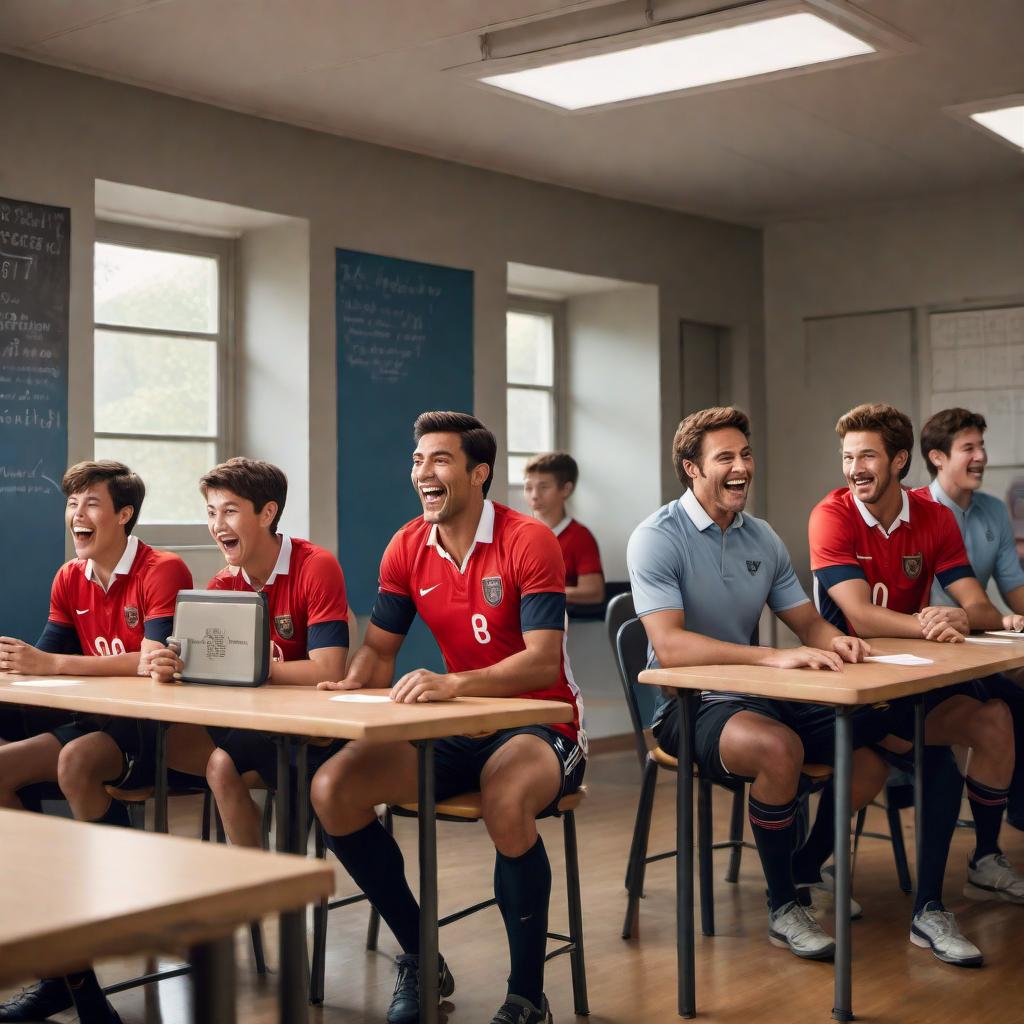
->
[[506, 296, 565, 490], [93, 221, 235, 546]]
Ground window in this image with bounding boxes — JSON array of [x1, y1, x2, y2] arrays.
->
[[506, 301, 561, 484], [93, 224, 231, 529]]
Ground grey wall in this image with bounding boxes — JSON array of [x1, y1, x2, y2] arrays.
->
[[0, 53, 764, 560]]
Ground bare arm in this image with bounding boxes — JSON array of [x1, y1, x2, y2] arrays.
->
[[776, 601, 871, 662], [825, 578, 964, 642], [1005, 585, 1024, 622], [269, 644, 347, 686], [0, 635, 155, 676], [944, 576, 1010, 631], [566, 573, 605, 606], [318, 622, 403, 690]]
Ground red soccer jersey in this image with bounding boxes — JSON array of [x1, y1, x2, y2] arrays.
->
[[372, 501, 581, 739], [48, 536, 193, 656], [808, 486, 973, 634], [553, 518, 603, 588], [208, 536, 349, 661]]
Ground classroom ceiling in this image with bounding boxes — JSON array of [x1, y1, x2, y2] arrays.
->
[[0, 0, 1021, 224]]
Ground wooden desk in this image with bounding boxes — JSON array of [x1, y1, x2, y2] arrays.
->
[[0, 676, 573, 1024], [640, 636, 1024, 1022], [0, 809, 333, 1023]]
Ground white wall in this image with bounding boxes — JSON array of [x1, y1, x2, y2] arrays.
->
[[566, 286, 661, 580], [0, 53, 764, 559]]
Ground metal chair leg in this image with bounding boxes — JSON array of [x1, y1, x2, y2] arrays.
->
[[622, 757, 658, 939], [249, 922, 267, 977], [310, 821, 328, 1004], [725, 785, 745, 883], [886, 798, 913, 893], [563, 811, 589, 1016], [697, 779, 715, 937]]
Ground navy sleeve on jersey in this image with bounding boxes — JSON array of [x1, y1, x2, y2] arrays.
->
[[144, 615, 175, 644], [813, 564, 867, 591], [936, 564, 975, 590], [308, 620, 350, 650], [36, 621, 83, 655], [370, 591, 417, 636], [520, 591, 565, 632]]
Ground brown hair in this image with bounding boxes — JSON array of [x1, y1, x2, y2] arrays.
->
[[672, 407, 751, 488], [414, 411, 497, 497], [61, 460, 145, 535], [524, 451, 579, 489], [835, 403, 914, 481], [200, 458, 287, 533], [920, 408, 987, 478]]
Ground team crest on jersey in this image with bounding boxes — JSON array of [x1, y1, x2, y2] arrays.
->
[[123, 606, 139, 629], [986, 529, 995, 542], [902, 554, 923, 580], [746, 560, 761, 575], [482, 576, 503, 607], [274, 614, 295, 640]]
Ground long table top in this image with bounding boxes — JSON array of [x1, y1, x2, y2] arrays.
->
[[0, 809, 333, 985], [640, 635, 1024, 706], [0, 675, 573, 741]]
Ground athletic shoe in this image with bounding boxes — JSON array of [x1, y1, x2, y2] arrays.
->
[[0, 978, 73, 1021], [386, 953, 455, 1024], [797, 866, 863, 921], [490, 994, 553, 1024], [964, 853, 1024, 904], [910, 902, 983, 967], [767, 901, 836, 960]]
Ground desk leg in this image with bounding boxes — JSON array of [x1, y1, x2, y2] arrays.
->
[[190, 935, 236, 1024], [275, 736, 306, 1024], [417, 739, 439, 1024], [913, 700, 925, 902], [832, 708, 853, 1022], [676, 692, 696, 1019], [154, 721, 168, 834]]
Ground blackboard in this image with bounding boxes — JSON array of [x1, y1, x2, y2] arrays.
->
[[336, 249, 474, 676], [0, 197, 70, 643]]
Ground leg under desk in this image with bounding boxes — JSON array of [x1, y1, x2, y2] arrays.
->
[[190, 935, 236, 1024]]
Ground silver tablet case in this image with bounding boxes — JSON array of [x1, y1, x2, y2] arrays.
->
[[171, 590, 270, 686]]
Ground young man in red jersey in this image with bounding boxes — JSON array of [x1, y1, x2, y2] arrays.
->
[[146, 457, 350, 849], [523, 452, 604, 606], [0, 460, 192, 1024], [312, 412, 584, 1024], [808, 403, 1021, 967]]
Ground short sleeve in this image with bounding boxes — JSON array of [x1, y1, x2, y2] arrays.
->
[[574, 525, 604, 577], [931, 505, 974, 587], [370, 531, 416, 635], [766, 528, 810, 613], [47, 565, 73, 626], [207, 572, 235, 591], [141, 556, 193, 622], [378, 531, 412, 598], [627, 523, 685, 618], [993, 504, 1024, 597], [808, 500, 867, 591], [299, 549, 350, 626], [512, 521, 566, 596]]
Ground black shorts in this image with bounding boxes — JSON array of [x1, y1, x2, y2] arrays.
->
[[0, 706, 72, 742], [216, 729, 346, 788], [655, 696, 892, 786], [428, 726, 586, 817], [884, 676, 1001, 742]]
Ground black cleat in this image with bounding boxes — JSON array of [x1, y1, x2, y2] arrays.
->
[[386, 953, 455, 1024], [0, 978, 73, 1021], [490, 994, 553, 1024]]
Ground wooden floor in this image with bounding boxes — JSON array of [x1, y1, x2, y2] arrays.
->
[[6, 748, 1024, 1023]]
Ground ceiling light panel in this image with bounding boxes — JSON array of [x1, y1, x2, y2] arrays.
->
[[970, 106, 1024, 151]]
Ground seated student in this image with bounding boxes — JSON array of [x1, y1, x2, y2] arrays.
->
[[147, 457, 349, 849], [312, 412, 585, 1024], [809, 402, 1023, 967], [0, 460, 192, 1024], [627, 407, 884, 963], [523, 452, 604, 606]]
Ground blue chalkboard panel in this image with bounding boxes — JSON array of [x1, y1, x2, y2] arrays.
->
[[0, 197, 70, 643], [336, 249, 473, 676]]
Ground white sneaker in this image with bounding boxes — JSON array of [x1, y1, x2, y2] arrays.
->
[[965, 853, 1024, 904], [910, 903, 983, 967], [797, 866, 863, 921], [768, 901, 836, 960]]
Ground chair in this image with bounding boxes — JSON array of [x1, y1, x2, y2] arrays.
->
[[310, 791, 589, 1015]]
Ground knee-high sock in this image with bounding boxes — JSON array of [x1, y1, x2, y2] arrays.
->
[[323, 820, 421, 954], [914, 745, 964, 915], [967, 776, 1008, 862], [748, 795, 799, 911], [494, 836, 551, 1007], [792, 783, 835, 885]]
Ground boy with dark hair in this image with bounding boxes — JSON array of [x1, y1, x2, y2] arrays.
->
[[524, 452, 604, 606], [147, 457, 350, 849], [0, 460, 192, 1023], [312, 411, 585, 1024]]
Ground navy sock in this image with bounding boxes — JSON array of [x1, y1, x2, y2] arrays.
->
[[748, 795, 799, 912], [966, 776, 1007, 862], [66, 969, 107, 1017], [792, 784, 835, 885], [494, 836, 551, 1007], [93, 800, 130, 828], [914, 746, 964, 915], [322, 819, 420, 954]]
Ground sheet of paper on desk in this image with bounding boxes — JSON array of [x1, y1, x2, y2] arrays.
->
[[9, 679, 80, 687], [330, 694, 391, 703], [865, 654, 935, 666], [965, 636, 1015, 645], [985, 631, 1024, 640]]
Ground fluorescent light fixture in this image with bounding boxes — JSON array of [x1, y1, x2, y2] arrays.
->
[[969, 106, 1024, 151], [479, 11, 874, 110]]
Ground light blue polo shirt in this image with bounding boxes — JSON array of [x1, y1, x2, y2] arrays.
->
[[627, 489, 810, 719], [926, 479, 1024, 606]]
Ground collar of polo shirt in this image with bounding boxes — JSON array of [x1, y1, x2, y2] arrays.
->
[[426, 498, 495, 573], [241, 534, 292, 588], [853, 488, 910, 539], [85, 533, 140, 592], [929, 478, 973, 520], [680, 487, 744, 532]]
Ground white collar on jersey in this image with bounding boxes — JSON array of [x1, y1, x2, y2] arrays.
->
[[85, 533, 139, 591], [853, 489, 910, 539], [550, 515, 572, 537], [679, 487, 745, 533], [241, 534, 292, 588], [427, 499, 495, 574]]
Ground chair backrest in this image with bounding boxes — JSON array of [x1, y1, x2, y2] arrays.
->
[[605, 591, 635, 652], [614, 617, 661, 770]]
